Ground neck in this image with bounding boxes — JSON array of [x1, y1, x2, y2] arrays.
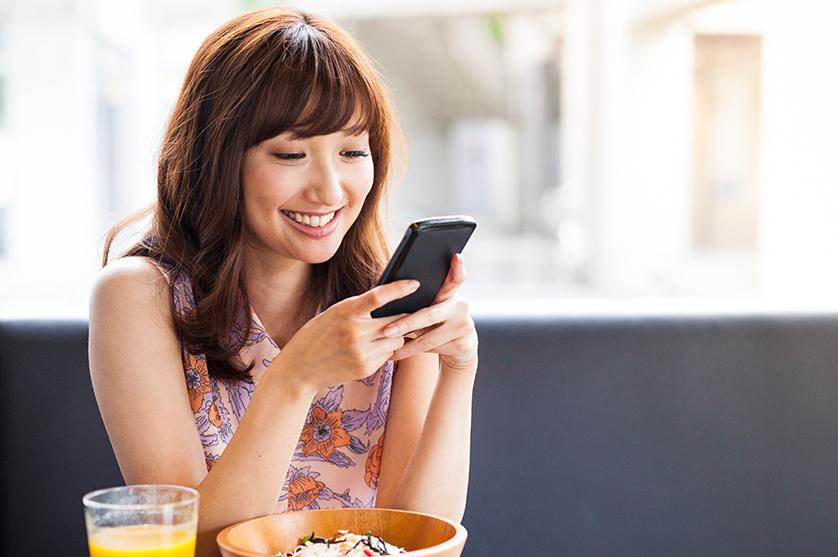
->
[[243, 243, 317, 340]]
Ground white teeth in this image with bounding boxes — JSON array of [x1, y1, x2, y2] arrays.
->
[[282, 210, 336, 228]]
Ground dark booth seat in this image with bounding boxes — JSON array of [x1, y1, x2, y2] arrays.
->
[[3, 313, 838, 556]]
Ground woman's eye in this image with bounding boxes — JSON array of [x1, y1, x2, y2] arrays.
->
[[272, 153, 305, 161], [341, 150, 370, 159]]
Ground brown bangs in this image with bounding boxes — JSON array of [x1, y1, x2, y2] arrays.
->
[[248, 20, 380, 145]]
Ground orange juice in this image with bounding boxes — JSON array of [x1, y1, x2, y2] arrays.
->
[[88, 524, 196, 557]]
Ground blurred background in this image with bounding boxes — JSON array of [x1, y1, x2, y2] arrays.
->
[[1, 0, 837, 317]]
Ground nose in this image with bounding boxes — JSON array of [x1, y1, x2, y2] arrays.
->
[[303, 156, 344, 207]]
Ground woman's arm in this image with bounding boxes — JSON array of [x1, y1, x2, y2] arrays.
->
[[90, 257, 414, 556], [373, 253, 478, 522], [375, 352, 439, 508], [89, 257, 317, 557], [380, 356, 476, 522]]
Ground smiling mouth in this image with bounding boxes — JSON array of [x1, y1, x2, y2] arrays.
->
[[280, 207, 342, 228]]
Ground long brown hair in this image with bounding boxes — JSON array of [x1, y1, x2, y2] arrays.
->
[[102, 7, 403, 380]]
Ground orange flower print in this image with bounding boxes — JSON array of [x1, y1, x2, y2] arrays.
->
[[301, 407, 351, 460], [279, 465, 360, 511], [208, 402, 223, 427], [184, 353, 211, 412], [205, 456, 217, 472], [287, 472, 326, 511], [365, 434, 385, 489]]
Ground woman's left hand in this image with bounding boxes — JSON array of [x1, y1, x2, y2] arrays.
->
[[382, 253, 478, 371]]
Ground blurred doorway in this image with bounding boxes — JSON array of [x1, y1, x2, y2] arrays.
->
[[692, 34, 761, 252]]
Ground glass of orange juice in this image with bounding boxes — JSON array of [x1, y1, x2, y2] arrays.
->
[[83, 484, 199, 557]]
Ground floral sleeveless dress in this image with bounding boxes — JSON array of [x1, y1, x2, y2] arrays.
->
[[154, 260, 394, 512]]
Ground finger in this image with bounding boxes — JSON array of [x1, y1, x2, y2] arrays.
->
[[392, 323, 470, 361], [407, 321, 443, 338], [351, 279, 420, 315], [433, 254, 457, 303], [370, 335, 408, 360], [398, 322, 441, 341], [433, 254, 467, 304], [454, 253, 467, 281], [361, 313, 410, 340], [372, 312, 409, 324], [396, 322, 468, 359], [381, 297, 454, 339]]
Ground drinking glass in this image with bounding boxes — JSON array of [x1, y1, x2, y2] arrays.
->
[[83, 484, 199, 557]]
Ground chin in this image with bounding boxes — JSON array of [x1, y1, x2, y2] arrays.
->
[[296, 244, 341, 265], [305, 252, 337, 264]]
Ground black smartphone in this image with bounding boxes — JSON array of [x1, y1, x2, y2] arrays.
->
[[371, 215, 477, 318]]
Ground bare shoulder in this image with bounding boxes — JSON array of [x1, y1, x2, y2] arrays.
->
[[90, 256, 172, 327], [92, 255, 169, 299], [88, 254, 184, 386]]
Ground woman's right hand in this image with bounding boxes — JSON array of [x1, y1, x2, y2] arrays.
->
[[271, 279, 420, 393]]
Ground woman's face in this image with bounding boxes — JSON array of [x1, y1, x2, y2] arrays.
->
[[241, 128, 374, 264]]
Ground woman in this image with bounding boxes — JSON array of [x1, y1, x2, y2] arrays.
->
[[88, 7, 478, 556]]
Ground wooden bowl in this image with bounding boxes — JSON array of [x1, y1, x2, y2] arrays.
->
[[217, 508, 467, 557]]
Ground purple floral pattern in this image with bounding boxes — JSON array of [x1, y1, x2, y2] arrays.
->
[[367, 363, 393, 435]]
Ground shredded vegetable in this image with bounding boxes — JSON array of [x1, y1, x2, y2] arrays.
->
[[280, 529, 406, 556]]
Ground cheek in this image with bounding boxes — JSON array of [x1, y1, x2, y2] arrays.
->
[[244, 166, 296, 210], [242, 182, 270, 225], [351, 159, 375, 198]]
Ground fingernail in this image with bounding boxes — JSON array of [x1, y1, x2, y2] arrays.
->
[[408, 280, 420, 289], [384, 325, 400, 337]]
